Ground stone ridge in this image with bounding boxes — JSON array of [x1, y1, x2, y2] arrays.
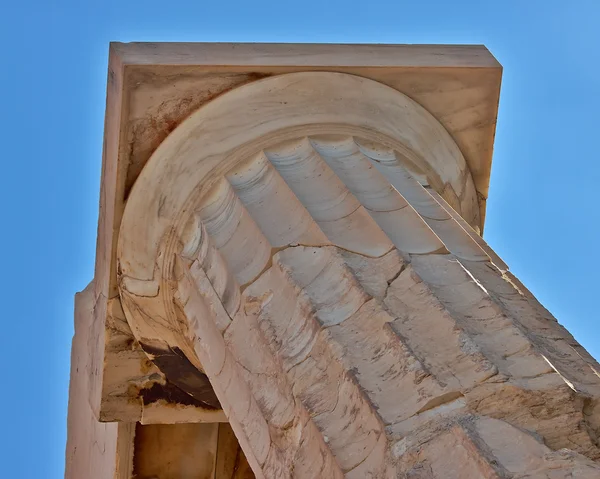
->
[[170, 135, 600, 477]]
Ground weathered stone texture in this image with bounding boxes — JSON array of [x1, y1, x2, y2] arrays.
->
[[67, 44, 600, 479], [119, 115, 600, 476]]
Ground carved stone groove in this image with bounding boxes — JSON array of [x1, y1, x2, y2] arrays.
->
[[117, 72, 600, 477]]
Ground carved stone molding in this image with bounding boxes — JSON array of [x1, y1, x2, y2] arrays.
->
[[118, 72, 481, 364], [66, 43, 600, 479], [86, 43, 505, 424], [117, 71, 600, 477]]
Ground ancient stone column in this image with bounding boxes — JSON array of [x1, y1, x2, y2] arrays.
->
[[66, 43, 600, 478]]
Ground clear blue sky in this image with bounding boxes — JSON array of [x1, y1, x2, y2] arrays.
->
[[1, 1, 598, 477]]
